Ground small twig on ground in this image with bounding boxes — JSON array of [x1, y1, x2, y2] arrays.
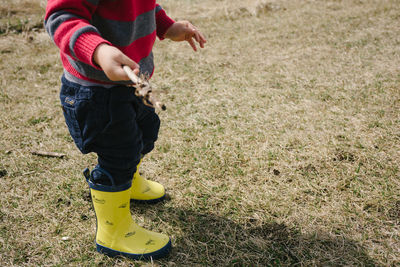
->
[[22, 171, 36, 176], [31, 150, 66, 158]]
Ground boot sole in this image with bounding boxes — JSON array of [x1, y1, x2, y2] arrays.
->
[[96, 239, 172, 260], [130, 193, 166, 204]]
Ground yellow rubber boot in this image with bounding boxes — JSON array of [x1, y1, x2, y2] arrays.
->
[[84, 168, 171, 260], [131, 159, 166, 203]]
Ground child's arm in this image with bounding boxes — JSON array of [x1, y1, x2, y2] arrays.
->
[[45, 1, 107, 70], [44, 0, 137, 81], [155, 4, 176, 40], [164, 21, 207, 51]]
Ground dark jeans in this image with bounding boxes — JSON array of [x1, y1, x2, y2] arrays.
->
[[60, 76, 160, 185]]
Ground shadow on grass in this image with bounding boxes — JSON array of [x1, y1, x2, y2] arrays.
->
[[134, 204, 376, 266]]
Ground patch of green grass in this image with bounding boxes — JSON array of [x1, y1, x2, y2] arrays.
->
[[27, 116, 50, 126]]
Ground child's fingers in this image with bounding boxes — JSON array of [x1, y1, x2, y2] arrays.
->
[[193, 30, 200, 43], [121, 56, 139, 72], [198, 31, 207, 45], [193, 31, 206, 48], [189, 25, 206, 49], [111, 54, 139, 81], [187, 38, 197, 51], [179, 21, 205, 51], [114, 67, 131, 81]]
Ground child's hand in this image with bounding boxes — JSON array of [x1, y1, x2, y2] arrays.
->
[[93, 44, 140, 81], [165, 21, 206, 51]]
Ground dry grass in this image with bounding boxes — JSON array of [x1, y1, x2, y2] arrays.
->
[[0, 0, 45, 34], [0, 0, 399, 266]]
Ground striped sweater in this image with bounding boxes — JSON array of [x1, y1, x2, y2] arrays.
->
[[45, 0, 175, 85]]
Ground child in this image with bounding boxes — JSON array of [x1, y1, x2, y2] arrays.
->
[[44, 0, 206, 260]]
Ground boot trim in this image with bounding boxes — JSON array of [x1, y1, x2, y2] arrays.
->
[[84, 167, 132, 192]]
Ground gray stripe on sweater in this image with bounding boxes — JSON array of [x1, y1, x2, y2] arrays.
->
[[86, 0, 99, 5], [64, 70, 115, 88], [45, 11, 81, 39], [91, 8, 156, 47], [138, 52, 154, 77], [155, 5, 163, 13], [67, 55, 113, 83], [69, 25, 101, 59]]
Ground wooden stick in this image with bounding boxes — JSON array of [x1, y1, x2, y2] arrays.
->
[[123, 66, 166, 111], [31, 150, 66, 158], [123, 65, 140, 84]]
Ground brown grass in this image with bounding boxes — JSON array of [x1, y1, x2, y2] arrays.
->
[[0, 0, 399, 266], [0, 0, 45, 34]]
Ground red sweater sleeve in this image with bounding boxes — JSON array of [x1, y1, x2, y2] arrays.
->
[[44, 0, 110, 68], [155, 4, 175, 40]]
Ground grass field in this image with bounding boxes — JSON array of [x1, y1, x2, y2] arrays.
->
[[0, 0, 399, 266]]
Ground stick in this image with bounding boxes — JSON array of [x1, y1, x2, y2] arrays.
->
[[123, 66, 166, 111], [31, 150, 66, 158], [123, 65, 140, 84]]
